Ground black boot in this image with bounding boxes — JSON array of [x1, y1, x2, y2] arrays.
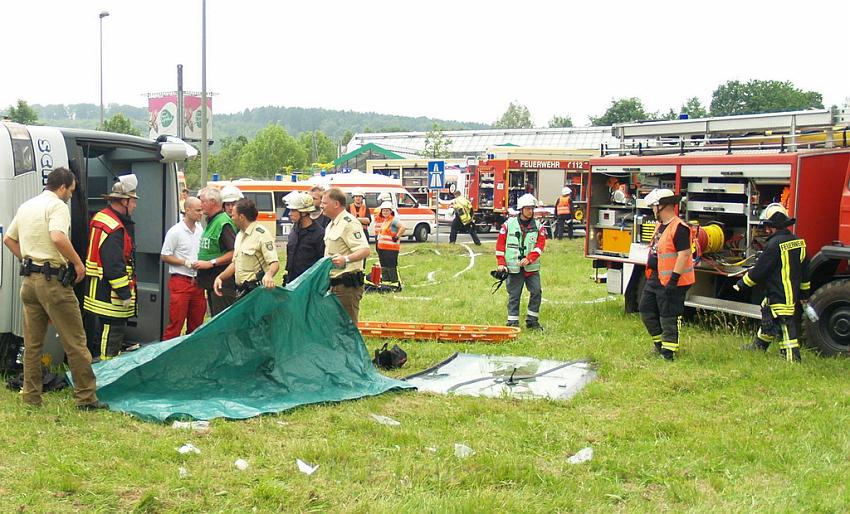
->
[[780, 347, 802, 363], [506, 320, 519, 327], [660, 349, 676, 361], [742, 335, 770, 352], [526, 318, 543, 331]]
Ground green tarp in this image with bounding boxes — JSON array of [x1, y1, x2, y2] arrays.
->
[[80, 258, 413, 422]]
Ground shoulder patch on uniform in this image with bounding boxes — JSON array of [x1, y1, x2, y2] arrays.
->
[[256, 226, 266, 233], [354, 231, 362, 239], [265, 241, 274, 251], [343, 215, 353, 222]]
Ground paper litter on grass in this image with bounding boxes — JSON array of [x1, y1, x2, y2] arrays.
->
[[234, 459, 249, 471], [177, 443, 201, 455], [370, 413, 401, 426], [567, 447, 593, 464], [454, 443, 474, 458], [296, 459, 319, 475]]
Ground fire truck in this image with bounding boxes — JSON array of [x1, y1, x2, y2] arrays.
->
[[585, 109, 850, 355], [468, 151, 595, 231], [0, 122, 194, 364]]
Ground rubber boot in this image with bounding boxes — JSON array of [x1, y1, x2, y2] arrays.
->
[[660, 349, 676, 361], [506, 320, 519, 327], [780, 347, 802, 363], [526, 318, 543, 331], [742, 335, 770, 352]]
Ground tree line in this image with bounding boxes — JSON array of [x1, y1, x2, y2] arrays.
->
[[493, 79, 828, 129]]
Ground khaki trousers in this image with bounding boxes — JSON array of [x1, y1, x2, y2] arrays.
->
[[21, 275, 98, 406], [331, 284, 364, 323]]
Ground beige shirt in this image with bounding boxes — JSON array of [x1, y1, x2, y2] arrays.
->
[[232, 221, 278, 285], [324, 209, 370, 277], [7, 190, 71, 267]]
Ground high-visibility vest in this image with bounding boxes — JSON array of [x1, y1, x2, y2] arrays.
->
[[84, 208, 136, 318], [505, 216, 541, 273], [556, 195, 572, 215], [453, 196, 473, 225], [646, 217, 695, 286], [198, 211, 236, 261], [377, 216, 401, 251], [349, 203, 368, 222]]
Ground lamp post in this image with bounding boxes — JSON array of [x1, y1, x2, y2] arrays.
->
[[200, 0, 208, 186], [98, 10, 110, 129]]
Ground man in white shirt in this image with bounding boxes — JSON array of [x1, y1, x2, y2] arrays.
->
[[160, 197, 206, 340]]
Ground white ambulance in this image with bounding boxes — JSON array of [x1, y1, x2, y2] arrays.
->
[[310, 171, 438, 242], [0, 122, 195, 363]]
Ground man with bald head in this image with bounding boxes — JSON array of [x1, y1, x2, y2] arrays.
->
[[160, 196, 207, 340]]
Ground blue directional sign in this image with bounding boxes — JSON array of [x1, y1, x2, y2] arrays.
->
[[428, 160, 445, 190]]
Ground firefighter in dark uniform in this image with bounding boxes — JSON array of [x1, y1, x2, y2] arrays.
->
[[554, 186, 574, 240], [639, 188, 695, 361], [735, 203, 810, 362], [83, 174, 139, 360]]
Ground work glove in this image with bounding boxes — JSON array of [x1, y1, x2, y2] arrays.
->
[[120, 298, 133, 308], [665, 272, 680, 293], [733, 278, 746, 292]]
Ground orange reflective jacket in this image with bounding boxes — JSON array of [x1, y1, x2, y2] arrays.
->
[[646, 217, 695, 286]]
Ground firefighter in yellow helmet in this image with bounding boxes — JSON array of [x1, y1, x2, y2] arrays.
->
[[735, 203, 810, 362], [639, 188, 694, 361], [83, 174, 139, 360]]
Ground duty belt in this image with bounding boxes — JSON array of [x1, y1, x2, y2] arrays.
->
[[20, 258, 76, 287], [330, 271, 365, 288]]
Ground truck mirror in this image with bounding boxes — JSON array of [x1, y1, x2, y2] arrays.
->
[[159, 137, 199, 163]]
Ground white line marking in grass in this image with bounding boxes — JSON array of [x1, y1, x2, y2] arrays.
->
[[400, 249, 417, 256], [452, 244, 476, 278], [393, 296, 433, 301], [541, 296, 617, 305], [432, 249, 441, 256]]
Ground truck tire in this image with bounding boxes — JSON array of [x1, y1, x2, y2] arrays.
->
[[414, 224, 429, 242], [803, 278, 850, 356], [474, 223, 491, 234]]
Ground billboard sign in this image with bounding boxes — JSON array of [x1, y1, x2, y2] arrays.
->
[[148, 95, 212, 141]]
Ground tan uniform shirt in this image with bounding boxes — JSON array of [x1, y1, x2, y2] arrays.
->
[[232, 221, 278, 285], [324, 209, 369, 277], [7, 190, 71, 267]]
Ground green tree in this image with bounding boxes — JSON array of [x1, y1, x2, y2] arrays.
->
[[298, 130, 337, 164], [494, 101, 534, 129], [421, 123, 453, 158], [590, 97, 649, 126], [239, 125, 307, 177], [209, 136, 249, 179], [6, 99, 39, 124], [101, 113, 141, 136], [341, 130, 354, 146], [548, 115, 573, 128], [680, 97, 708, 119], [710, 80, 824, 116]]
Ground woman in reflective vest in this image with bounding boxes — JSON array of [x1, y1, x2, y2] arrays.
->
[[375, 201, 406, 290], [84, 175, 138, 359]]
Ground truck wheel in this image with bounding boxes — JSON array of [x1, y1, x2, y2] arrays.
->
[[475, 224, 491, 234], [414, 224, 429, 242], [804, 278, 850, 356]]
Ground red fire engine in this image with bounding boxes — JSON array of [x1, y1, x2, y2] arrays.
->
[[468, 156, 590, 231], [585, 110, 850, 355]]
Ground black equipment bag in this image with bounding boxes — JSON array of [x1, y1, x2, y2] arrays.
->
[[372, 343, 408, 370]]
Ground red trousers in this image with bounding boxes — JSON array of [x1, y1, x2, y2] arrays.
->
[[162, 274, 207, 341]]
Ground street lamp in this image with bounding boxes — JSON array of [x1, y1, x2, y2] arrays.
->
[[99, 10, 110, 129]]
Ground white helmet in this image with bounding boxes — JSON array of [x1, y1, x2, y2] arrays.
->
[[377, 191, 392, 203], [759, 202, 795, 228], [378, 201, 394, 212], [104, 174, 139, 199], [561, 187, 572, 196], [643, 188, 680, 207], [351, 188, 365, 198], [285, 191, 316, 213], [220, 185, 244, 204], [516, 193, 538, 210]]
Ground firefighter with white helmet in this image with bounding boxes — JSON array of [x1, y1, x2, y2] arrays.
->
[[495, 193, 547, 330], [284, 191, 325, 283], [83, 174, 140, 360], [375, 200, 406, 291], [734, 203, 810, 362], [554, 186, 574, 240], [639, 188, 694, 361], [220, 185, 244, 217], [348, 188, 372, 239]]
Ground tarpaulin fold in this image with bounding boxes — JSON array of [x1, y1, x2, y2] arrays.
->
[[76, 258, 413, 422]]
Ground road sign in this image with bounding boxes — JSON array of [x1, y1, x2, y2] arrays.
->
[[428, 160, 445, 190]]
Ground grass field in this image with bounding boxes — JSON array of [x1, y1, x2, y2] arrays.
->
[[2, 239, 850, 512]]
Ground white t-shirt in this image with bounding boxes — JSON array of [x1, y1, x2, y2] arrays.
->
[[161, 220, 202, 277]]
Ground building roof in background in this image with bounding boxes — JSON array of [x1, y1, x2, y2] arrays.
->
[[346, 127, 618, 157], [332, 142, 406, 167]]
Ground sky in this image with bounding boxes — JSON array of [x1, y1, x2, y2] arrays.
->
[[2, 0, 848, 127]]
